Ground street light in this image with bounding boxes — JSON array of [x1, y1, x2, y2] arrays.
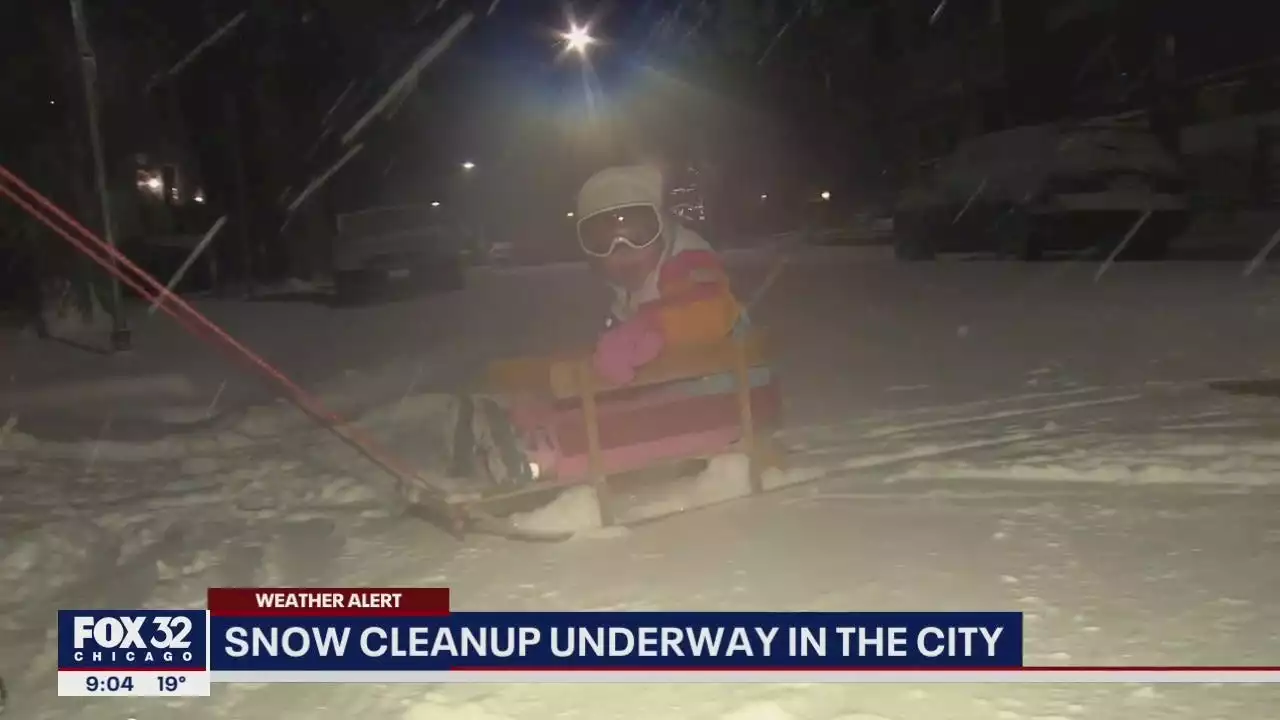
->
[[820, 191, 831, 201], [566, 211, 575, 218], [431, 201, 441, 208], [461, 161, 475, 171], [562, 23, 595, 54]]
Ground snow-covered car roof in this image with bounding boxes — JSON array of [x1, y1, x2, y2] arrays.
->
[[899, 119, 1181, 208]]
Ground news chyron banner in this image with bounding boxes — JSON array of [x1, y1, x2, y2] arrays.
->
[[60, 587, 1026, 696]]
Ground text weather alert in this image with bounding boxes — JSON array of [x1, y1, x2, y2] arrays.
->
[[70, 615, 197, 665]]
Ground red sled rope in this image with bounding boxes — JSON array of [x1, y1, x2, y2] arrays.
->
[[0, 164, 470, 531]]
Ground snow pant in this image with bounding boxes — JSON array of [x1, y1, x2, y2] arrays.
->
[[425, 393, 538, 490]]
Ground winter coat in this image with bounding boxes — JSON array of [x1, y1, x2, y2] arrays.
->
[[576, 165, 741, 349]]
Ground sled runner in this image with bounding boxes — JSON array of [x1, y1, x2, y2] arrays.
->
[[444, 328, 783, 529]]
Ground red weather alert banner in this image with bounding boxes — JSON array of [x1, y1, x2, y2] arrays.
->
[[205, 587, 451, 616]]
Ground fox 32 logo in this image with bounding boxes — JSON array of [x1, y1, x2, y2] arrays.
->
[[71, 615, 196, 665]]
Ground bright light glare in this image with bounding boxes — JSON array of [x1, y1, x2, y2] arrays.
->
[[566, 211, 575, 217], [820, 191, 831, 201], [563, 24, 595, 53], [146, 177, 163, 191], [760, 193, 768, 200], [193, 190, 206, 204], [461, 161, 476, 170], [431, 201, 441, 207]]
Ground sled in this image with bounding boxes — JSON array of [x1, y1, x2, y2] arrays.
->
[[447, 328, 784, 529]]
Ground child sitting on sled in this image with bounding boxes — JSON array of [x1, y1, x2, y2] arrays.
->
[[444, 164, 748, 488], [578, 164, 744, 383]]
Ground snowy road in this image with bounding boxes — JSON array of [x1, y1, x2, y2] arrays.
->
[[4, 249, 1280, 718]]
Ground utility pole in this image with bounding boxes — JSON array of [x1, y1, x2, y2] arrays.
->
[[224, 92, 255, 295], [201, 0, 255, 296], [69, 0, 131, 351]]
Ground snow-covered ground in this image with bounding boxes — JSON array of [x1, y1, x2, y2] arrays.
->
[[4, 247, 1280, 719]]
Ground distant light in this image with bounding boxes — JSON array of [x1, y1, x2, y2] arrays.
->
[[760, 193, 768, 200], [566, 211, 574, 218], [563, 23, 595, 54], [461, 161, 476, 171], [193, 190, 206, 204], [431, 201, 441, 208], [49, 100, 55, 105], [820, 191, 831, 201], [137, 171, 164, 197]]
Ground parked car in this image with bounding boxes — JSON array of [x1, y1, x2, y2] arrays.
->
[[331, 204, 466, 303], [486, 240, 516, 266], [893, 114, 1190, 260]]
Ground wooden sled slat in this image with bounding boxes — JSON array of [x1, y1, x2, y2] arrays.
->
[[466, 328, 782, 533], [485, 355, 568, 396], [549, 331, 769, 399], [485, 331, 770, 398], [446, 435, 788, 514]]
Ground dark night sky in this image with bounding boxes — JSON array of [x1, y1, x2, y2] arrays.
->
[[4, 0, 1279, 238], [0, 0, 743, 250], [5, 0, 1278, 155]]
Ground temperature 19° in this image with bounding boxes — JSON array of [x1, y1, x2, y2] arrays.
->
[[158, 676, 187, 693]]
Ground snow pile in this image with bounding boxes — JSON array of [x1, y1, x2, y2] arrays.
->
[[0, 424, 36, 454], [233, 401, 315, 438], [897, 119, 1180, 213], [2, 373, 199, 412], [252, 277, 327, 297], [352, 391, 465, 439], [0, 520, 114, 615], [509, 485, 603, 536], [686, 453, 756, 504], [0, 414, 17, 457], [508, 454, 764, 535], [38, 285, 113, 341], [0, 431, 189, 462], [624, 453, 756, 522]]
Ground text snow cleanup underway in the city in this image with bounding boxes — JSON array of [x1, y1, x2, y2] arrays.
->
[[4, 0, 1280, 718]]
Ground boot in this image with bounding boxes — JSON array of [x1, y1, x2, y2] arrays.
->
[[449, 395, 541, 489]]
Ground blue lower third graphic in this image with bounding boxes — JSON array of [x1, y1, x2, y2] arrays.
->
[[209, 612, 1023, 671]]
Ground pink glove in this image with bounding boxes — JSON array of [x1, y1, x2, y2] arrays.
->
[[593, 314, 665, 385]]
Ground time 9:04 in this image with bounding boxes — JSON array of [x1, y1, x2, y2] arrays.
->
[[85, 676, 134, 693]]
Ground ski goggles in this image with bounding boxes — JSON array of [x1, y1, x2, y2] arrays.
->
[[576, 204, 663, 258]]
